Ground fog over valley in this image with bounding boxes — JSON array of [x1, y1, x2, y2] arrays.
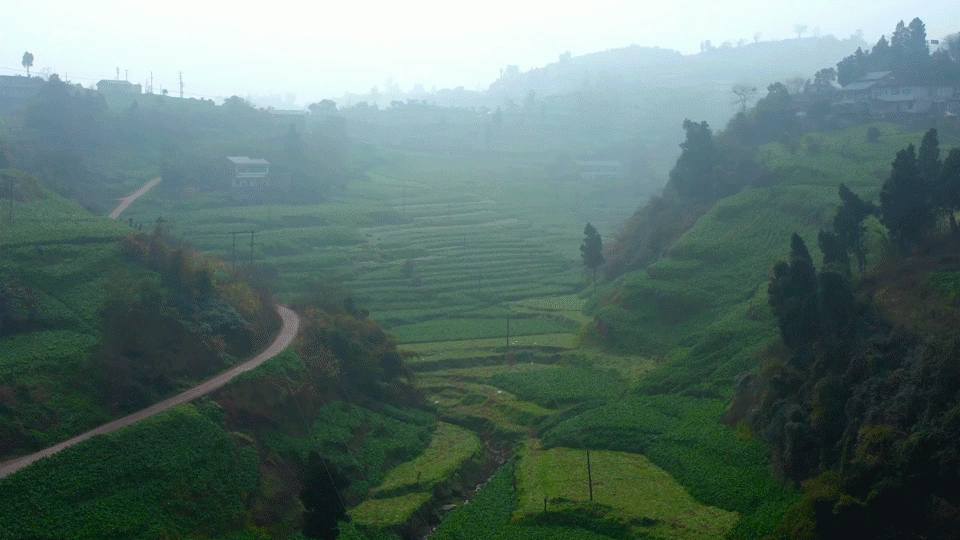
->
[[3, 4, 960, 540]]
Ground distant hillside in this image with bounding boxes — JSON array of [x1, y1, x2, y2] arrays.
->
[[491, 36, 860, 96]]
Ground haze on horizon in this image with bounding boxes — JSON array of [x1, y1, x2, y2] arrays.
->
[[3, 0, 959, 106]]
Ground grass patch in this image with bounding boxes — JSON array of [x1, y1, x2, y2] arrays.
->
[[349, 492, 433, 528], [540, 394, 798, 538], [490, 366, 626, 407], [514, 440, 738, 540], [432, 465, 618, 540], [391, 317, 576, 344], [372, 422, 482, 497]]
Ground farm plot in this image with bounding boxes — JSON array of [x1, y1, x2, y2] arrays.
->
[[513, 440, 739, 540], [122, 149, 639, 343]]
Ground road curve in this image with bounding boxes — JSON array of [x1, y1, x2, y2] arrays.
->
[[0, 304, 300, 479], [108, 177, 161, 219], [1, 178, 301, 479]]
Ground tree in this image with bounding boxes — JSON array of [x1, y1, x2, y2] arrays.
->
[[669, 119, 718, 199], [308, 99, 337, 114], [768, 233, 819, 350], [794, 24, 808, 39], [833, 184, 876, 272], [581, 223, 604, 293], [818, 230, 850, 276], [301, 451, 348, 539], [881, 144, 933, 250], [21, 52, 33, 77], [731, 83, 757, 113], [917, 128, 941, 200], [941, 148, 960, 236], [813, 68, 837, 89]]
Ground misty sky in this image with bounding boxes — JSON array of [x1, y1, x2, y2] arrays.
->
[[3, 1, 959, 106]]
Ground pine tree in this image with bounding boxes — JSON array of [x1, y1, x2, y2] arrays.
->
[[833, 184, 876, 272], [580, 223, 604, 294], [301, 451, 347, 540], [768, 234, 819, 350], [942, 148, 960, 236], [881, 144, 933, 250], [917, 128, 942, 201]]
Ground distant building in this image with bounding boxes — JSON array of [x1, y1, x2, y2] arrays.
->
[[836, 71, 959, 117], [227, 157, 270, 188], [575, 160, 625, 182], [269, 109, 308, 133], [96, 79, 142, 95]]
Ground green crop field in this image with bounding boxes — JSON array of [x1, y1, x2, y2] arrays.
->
[[514, 440, 739, 540], [371, 422, 482, 497], [0, 404, 258, 540], [120, 148, 643, 344]]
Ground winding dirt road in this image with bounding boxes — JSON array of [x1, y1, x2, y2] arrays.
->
[[0, 179, 301, 479], [108, 177, 161, 219]]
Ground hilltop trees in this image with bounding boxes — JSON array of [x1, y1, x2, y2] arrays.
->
[[836, 17, 959, 86]]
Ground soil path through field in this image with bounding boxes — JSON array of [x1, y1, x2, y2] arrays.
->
[[0, 179, 301, 479], [108, 177, 161, 219], [0, 305, 299, 479]]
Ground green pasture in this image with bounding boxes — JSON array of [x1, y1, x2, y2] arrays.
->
[[515, 440, 738, 540], [489, 366, 626, 406], [418, 371, 555, 435], [431, 465, 618, 540], [351, 423, 482, 528], [539, 394, 798, 538], [349, 492, 433, 528], [373, 422, 481, 495]]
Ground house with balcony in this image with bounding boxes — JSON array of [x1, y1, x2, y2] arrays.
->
[[227, 157, 270, 188]]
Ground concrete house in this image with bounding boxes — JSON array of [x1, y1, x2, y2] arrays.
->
[[227, 157, 270, 188], [96, 80, 142, 95]]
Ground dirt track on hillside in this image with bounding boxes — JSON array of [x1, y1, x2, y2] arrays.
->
[[0, 178, 301, 479]]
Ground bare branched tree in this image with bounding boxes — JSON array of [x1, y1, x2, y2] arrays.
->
[[731, 83, 758, 113]]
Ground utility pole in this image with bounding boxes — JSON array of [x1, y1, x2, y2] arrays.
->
[[150, 72, 153, 94], [116, 67, 119, 80], [230, 231, 240, 268], [249, 231, 256, 267], [124, 69, 128, 81], [505, 315, 510, 350], [2, 173, 13, 226], [587, 450, 593, 501], [179, 71, 184, 98]]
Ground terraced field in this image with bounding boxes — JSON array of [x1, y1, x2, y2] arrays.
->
[[122, 150, 644, 344]]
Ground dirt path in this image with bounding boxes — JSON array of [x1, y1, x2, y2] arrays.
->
[[0, 305, 299, 479], [0, 180, 301, 479], [108, 177, 161, 219]]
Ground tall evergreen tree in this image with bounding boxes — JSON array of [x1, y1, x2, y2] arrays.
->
[[818, 230, 850, 276], [768, 234, 819, 350], [833, 184, 876, 272], [942, 148, 960, 236], [917, 128, 942, 202], [581, 223, 604, 293], [301, 451, 348, 540], [668, 119, 718, 200], [881, 144, 933, 250]]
